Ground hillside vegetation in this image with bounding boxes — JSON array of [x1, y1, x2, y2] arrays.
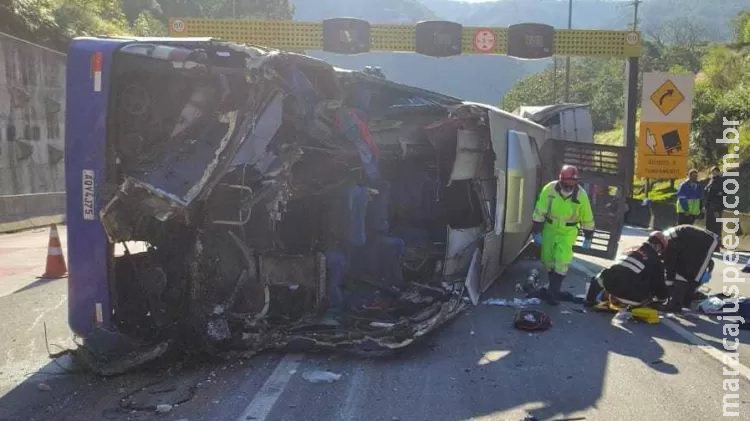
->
[[504, 9, 750, 209], [0, 0, 294, 50]]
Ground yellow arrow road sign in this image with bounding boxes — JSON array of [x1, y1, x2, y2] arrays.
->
[[650, 79, 685, 116]]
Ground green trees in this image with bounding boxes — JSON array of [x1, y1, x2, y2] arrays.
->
[[692, 46, 750, 165], [2, 0, 294, 49], [52, 0, 130, 37], [733, 11, 750, 44], [500, 58, 625, 132], [690, 10, 750, 167], [152, 0, 293, 20], [131, 11, 167, 37]]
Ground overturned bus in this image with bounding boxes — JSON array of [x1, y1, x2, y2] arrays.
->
[[64, 37, 626, 373]]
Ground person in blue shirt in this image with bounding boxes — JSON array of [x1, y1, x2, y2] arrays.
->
[[675, 169, 703, 225]]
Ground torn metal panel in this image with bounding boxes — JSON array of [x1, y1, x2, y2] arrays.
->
[[443, 226, 482, 278], [100, 178, 188, 242], [230, 93, 284, 171], [141, 108, 240, 206]]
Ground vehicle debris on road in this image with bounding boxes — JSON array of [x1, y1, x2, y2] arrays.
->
[[155, 404, 173, 413], [119, 377, 196, 411], [698, 296, 728, 314], [483, 298, 542, 307], [302, 370, 342, 383], [515, 269, 542, 294], [513, 310, 551, 331]]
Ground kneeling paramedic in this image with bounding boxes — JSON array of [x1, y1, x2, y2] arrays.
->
[[585, 232, 669, 307], [662, 224, 718, 311], [532, 165, 595, 305]]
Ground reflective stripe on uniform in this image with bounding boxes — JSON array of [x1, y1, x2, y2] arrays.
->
[[619, 261, 642, 274], [676, 198, 701, 215], [533, 181, 595, 230], [612, 295, 643, 306], [615, 255, 645, 271], [618, 256, 645, 269]]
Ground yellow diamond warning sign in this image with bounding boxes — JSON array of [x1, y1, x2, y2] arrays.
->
[[650, 80, 685, 116]]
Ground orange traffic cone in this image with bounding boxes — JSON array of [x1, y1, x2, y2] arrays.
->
[[41, 224, 67, 279]]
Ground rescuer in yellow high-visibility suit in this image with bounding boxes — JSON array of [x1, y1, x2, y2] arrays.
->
[[532, 165, 595, 305]]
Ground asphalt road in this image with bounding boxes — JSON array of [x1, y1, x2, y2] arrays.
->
[[1, 226, 749, 421]]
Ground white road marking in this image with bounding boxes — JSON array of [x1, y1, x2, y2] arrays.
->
[[572, 259, 750, 381], [662, 317, 750, 381], [27, 294, 67, 333], [236, 354, 303, 421], [337, 365, 366, 420]]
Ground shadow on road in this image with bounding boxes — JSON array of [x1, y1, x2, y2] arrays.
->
[[11, 277, 65, 295], [443, 260, 686, 420], [265, 258, 695, 421]]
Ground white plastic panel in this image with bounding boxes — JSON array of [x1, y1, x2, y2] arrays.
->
[[449, 129, 482, 182], [465, 248, 481, 306], [559, 108, 594, 143]]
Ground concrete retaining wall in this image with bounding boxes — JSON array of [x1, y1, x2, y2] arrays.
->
[[0, 32, 66, 232], [0, 192, 64, 232]]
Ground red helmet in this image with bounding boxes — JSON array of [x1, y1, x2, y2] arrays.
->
[[559, 165, 579, 187], [648, 231, 668, 251]]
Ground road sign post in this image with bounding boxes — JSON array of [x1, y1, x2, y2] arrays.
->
[[624, 57, 639, 197], [636, 72, 695, 180]]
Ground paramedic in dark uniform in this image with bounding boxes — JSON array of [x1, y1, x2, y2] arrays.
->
[[662, 225, 719, 311], [584, 231, 669, 307]]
